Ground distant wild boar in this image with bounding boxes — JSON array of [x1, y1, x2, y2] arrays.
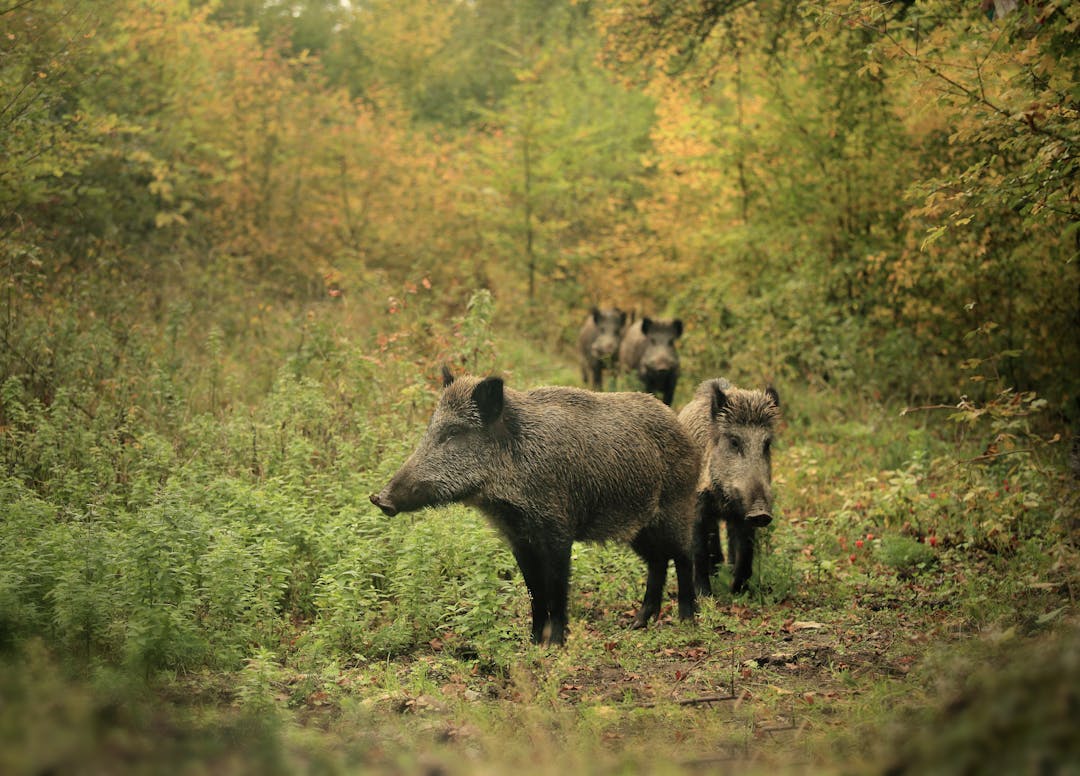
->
[[678, 378, 781, 595], [578, 307, 627, 390], [370, 368, 700, 646], [618, 317, 683, 406]]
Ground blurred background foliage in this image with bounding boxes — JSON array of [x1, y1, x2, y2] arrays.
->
[[3, 0, 1076, 409]]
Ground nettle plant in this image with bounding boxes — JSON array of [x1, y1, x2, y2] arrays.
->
[[851, 372, 1064, 569]]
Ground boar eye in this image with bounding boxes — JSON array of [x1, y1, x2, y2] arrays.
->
[[764, 438, 772, 456], [438, 425, 466, 444], [727, 434, 743, 455]]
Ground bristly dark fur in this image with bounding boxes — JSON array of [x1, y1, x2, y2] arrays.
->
[[695, 378, 780, 428], [716, 388, 781, 428]]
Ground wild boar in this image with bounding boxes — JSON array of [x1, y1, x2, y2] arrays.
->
[[618, 317, 683, 406], [370, 367, 699, 645], [578, 307, 627, 390], [678, 378, 780, 595]]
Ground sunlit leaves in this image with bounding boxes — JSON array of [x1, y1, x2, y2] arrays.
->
[[596, 0, 1078, 401]]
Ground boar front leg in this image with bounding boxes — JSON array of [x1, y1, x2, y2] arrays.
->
[[661, 373, 677, 407], [510, 542, 550, 645], [673, 549, 696, 622], [727, 519, 755, 594], [510, 539, 572, 646]]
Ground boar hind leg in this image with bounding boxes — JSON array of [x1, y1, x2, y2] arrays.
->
[[693, 494, 722, 596], [630, 532, 671, 628], [632, 558, 668, 628]]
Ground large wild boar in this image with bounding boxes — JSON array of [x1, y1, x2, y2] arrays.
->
[[678, 378, 780, 595], [578, 307, 627, 390], [370, 367, 700, 646], [618, 317, 683, 406]]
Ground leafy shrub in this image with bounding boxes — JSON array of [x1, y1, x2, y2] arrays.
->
[[876, 534, 937, 574], [747, 524, 798, 604]]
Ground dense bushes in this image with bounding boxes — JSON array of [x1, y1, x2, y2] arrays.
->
[[0, 283, 528, 671]]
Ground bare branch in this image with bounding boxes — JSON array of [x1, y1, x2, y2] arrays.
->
[[0, 0, 39, 17]]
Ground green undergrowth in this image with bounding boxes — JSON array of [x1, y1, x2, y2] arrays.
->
[[1, 290, 1077, 774]]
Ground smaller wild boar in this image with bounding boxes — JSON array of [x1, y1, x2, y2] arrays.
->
[[618, 317, 683, 406], [578, 307, 627, 390], [370, 368, 700, 646], [678, 378, 781, 595]]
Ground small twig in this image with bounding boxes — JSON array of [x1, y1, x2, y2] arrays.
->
[[757, 722, 797, 733], [730, 645, 737, 697], [638, 693, 738, 709], [670, 651, 712, 688], [682, 754, 743, 767], [900, 403, 960, 416], [756, 696, 798, 735], [960, 447, 1038, 464]]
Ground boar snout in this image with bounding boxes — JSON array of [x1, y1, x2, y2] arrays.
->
[[369, 492, 399, 517], [736, 484, 772, 528], [642, 353, 677, 373], [591, 340, 617, 360], [746, 487, 773, 527], [746, 511, 772, 528]]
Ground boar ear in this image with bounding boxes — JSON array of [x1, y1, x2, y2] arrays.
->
[[441, 365, 455, 388], [616, 309, 627, 327], [591, 306, 601, 325], [765, 385, 780, 409], [672, 319, 684, 338], [472, 376, 504, 424], [641, 316, 653, 335], [710, 382, 729, 421]]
